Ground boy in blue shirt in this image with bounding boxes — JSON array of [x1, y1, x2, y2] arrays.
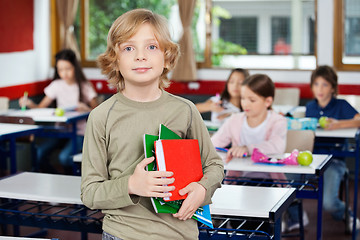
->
[[306, 65, 360, 233]]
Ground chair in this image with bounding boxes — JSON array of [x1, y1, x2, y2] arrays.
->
[[0, 116, 37, 172], [285, 130, 315, 152], [0, 97, 9, 110], [284, 130, 315, 236], [337, 94, 360, 112], [273, 88, 300, 106]]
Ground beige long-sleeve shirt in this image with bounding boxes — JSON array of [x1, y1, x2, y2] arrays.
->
[[81, 91, 224, 240]]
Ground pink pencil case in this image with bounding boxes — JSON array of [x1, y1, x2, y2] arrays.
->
[[251, 148, 299, 165]]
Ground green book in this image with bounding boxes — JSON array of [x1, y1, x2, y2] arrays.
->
[[142, 124, 213, 228], [159, 123, 182, 140]]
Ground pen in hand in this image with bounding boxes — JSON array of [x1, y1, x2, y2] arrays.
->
[[21, 91, 28, 111]]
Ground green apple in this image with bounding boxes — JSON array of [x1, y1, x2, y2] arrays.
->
[[318, 116, 329, 128], [297, 151, 313, 166], [55, 107, 65, 116]]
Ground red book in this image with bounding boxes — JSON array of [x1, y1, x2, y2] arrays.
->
[[155, 139, 203, 201]]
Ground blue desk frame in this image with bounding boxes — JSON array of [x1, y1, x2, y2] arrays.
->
[[224, 154, 332, 240], [313, 129, 360, 240], [34, 112, 89, 155], [0, 125, 42, 174]]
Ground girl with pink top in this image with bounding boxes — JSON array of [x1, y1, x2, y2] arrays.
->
[[212, 74, 305, 232], [211, 74, 287, 177], [19, 49, 98, 174]]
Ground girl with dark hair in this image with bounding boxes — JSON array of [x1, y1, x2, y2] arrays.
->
[[196, 68, 249, 124], [19, 49, 98, 174]]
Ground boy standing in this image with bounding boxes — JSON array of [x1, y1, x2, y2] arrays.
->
[[81, 9, 224, 240]]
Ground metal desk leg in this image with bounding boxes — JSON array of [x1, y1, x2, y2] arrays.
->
[[274, 217, 281, 240], [72, 123, 77, 155], [352, 134, 359, 240], [10, 137, 17, 174], [317, 174, 324, 240]]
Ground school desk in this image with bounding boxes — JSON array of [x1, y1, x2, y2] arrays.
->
[[313, 127, 360, 239], [0, 123, 42, 174], [218, 151, 332, 240], [4, 108, 89, 155], [0, 172, 101, 240], [202, 185, 296, 240], [0, 172, 296, 240]]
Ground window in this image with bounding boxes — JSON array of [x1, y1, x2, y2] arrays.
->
[[52, 0, 316, 70], [220, 17, 258, 53], [334, 0, 360, 70], [210, 0, 316, 69]]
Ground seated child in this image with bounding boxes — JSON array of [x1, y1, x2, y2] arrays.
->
[[196, 68, 249, 124], [211, 74, 302, 230], [211, 73, 287, 179], [306, 65, 360, 233]]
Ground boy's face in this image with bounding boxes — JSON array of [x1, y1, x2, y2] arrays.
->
[[117, 23, 165, 88], [311, 76, 334, 104]]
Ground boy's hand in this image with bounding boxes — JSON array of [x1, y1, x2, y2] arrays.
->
[[173, 182, 206, 221], [324, 118, 340, 130], [128, 157, 175, 198]]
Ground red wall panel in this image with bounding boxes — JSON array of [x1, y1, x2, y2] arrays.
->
[[0, 0, 34, 53]]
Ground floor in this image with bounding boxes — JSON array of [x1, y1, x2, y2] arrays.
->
[[1, 180, 359, 240]]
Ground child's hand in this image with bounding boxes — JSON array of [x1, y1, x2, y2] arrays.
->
[[217, 112, 232, 120], [128, 157, 175, 198], [324, 118, 340, 130], [77, 102, 91, 112], [19, 97, 34, 108], [226, 146, 248, 163], [210, 100, 225, 113], [173, 182, 206, 221]]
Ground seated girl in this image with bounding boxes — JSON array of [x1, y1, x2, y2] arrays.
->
[[196, 68, 249, 125], [211, 73, 287, 181]]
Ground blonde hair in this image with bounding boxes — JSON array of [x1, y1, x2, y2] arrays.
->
[[97, 8, 180, 91]]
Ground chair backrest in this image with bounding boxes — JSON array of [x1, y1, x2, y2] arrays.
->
[[273, 88, 300, 106], [0, 97, 9, 110], [0, 116, 35, 125], [285, 130, 315, 153], [0, 116, 36, 142], [337, 94, 360, 112]]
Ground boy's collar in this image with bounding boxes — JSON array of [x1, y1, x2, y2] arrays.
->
[[315, 97, 336, 110]]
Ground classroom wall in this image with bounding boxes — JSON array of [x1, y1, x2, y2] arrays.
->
[[0, 0, 359, 103], [0, 0, 50, 88]]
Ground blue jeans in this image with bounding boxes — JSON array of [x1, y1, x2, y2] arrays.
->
[[37, 136, 84, 168], [102, 231, 123, 240], [323, 159, 347, 220]]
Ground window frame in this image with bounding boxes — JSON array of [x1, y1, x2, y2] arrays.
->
[[333, 0, 360, 71], [51, 0, 319, 70]]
